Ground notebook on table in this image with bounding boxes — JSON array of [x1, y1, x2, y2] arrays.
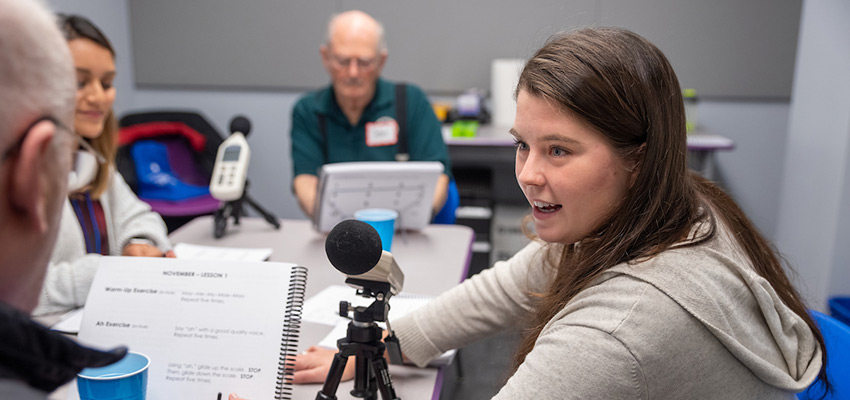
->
[[73, 256, 307, 400]]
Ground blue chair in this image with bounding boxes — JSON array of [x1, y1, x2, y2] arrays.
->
[[432, 179, 460, 224], [797, 310, 850, 399], [828, 297, 850, 326]]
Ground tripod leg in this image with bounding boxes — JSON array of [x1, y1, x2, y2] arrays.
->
[[371, 357, 400, 400], [213, 204, 230, 239], [316, 352, 349, 400], [232, 198, 242, 225], [245, 195, 281, 229], [351, 356, 376, 400]]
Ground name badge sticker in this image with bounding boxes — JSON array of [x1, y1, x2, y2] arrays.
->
[[365, 117, 399, 147]]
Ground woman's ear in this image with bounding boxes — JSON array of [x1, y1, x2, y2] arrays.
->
[[11, 120, 57, 233]]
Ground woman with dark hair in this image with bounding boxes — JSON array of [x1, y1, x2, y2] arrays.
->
[[294, 27, 826, 398], [34, 15, 173, 316]]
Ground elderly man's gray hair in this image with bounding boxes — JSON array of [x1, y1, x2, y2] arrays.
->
[[0, 0, 75, 140], [325, 10, 387, 53]]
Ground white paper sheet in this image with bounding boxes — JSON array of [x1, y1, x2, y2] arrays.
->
[[74, 256, 302, 399], [173, 242, 272, 262], [302, 284, 434, 326], [50, 307, 85, 334], [305, 285, 456, 366]]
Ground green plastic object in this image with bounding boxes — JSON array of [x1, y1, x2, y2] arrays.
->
[[451, 120, 479, 137], [683, 88, 698, 133]]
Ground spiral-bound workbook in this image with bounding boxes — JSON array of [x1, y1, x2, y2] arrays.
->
[[73, 257, 307, 400]]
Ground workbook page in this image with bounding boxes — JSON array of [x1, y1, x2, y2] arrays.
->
[[74, 257, 304, 400]]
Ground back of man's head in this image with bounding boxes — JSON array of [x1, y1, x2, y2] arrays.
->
[[0, 0, 75, 138], [0, 0, 75, 311]]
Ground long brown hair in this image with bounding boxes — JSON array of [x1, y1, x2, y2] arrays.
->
[[58, 14, 117, 198], [511, 27, 828, 389]]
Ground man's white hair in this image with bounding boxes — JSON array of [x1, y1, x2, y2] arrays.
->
[[325, 10, 387, 52], [0, 0, 75, 142]]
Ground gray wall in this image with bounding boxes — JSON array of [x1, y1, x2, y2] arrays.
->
[[50, 1, 849, 309], [775, 0, 850, 310], [702, 101, 791, 238], [129, 0, 801, 98]]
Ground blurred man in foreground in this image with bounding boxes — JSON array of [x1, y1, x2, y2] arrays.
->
[[0, 1, 124, 397]]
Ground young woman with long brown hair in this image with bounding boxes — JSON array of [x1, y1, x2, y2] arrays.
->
[[294, 27, 827, 398], [33, 15, 173, 316]]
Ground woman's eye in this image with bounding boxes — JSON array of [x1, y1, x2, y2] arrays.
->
[[513, 139, 528, 151], [101, 81, 113, 90], [551, 147, 568, 156]]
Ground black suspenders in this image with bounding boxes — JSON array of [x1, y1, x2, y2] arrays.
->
[[316, 110, 328, 161], [394, 83, 409, 161], [315, 83, 408, 162]]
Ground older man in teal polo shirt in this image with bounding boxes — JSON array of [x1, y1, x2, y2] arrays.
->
[[290, 10, 451, 218]]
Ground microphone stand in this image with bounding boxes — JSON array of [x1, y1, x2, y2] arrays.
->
[[317, 279, 403, 400], [213, 180, 280, 238]]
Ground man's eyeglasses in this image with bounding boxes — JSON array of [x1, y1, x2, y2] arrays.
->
[[329, 54, 380, 70], [2, 116, 71, 162]]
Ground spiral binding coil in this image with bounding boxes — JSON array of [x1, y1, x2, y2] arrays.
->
[[275, 265, 307, 399]]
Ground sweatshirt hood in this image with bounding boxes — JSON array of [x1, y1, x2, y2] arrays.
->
[[610, 220, 822, 392]]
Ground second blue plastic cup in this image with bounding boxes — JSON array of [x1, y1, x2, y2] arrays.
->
[[77, 351, 150, 400], [354, 208, 398, 252]]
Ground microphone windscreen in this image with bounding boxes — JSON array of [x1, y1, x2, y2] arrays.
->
[[325, 219, 383, 275], [229, 116, 251, 137]]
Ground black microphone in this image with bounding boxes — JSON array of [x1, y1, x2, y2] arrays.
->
[[229, 115, 251, 138], [325, 219, 404, 294], [326, 220, 383, 275]]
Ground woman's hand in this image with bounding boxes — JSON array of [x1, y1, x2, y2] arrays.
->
[[292, 346, 354, 384], [122, 243, 164, 257]]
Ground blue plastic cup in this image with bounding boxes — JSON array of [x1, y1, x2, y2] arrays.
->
[[355, 208, 398, 252], [77, 351, 150, 400]]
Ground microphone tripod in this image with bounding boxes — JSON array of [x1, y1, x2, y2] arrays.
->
[[213, 180, 280, 238], [317, 280, 402, 400]]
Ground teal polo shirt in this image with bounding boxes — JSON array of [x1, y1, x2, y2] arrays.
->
[[290, 78, 452, 178]]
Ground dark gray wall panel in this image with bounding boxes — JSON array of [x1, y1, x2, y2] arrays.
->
[[129, 0, 801, 98], [597, 0, 802, 98], [351, 0, 597, 94], [129, 0, 336, 90]]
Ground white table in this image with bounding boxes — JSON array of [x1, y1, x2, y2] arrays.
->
[[47, 217, 474, 400], [169, 216, 475, 399]]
